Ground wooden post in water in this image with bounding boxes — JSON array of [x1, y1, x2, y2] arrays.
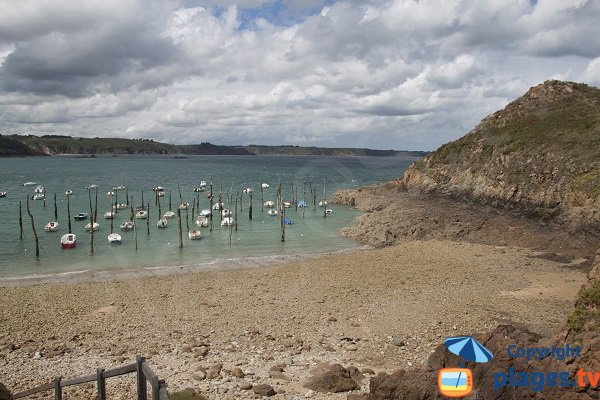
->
[[129, 196, 134, 221], [169, 190, 172, 211], [295, 186, 298, 211], [26, 197, 39, 257], [19, 201, 23, 240], [219, 184, 223, 223], [114, 188, 118, 214], [88, 189, 94, 255], [141, 189, 144, 206], [261, 183, 264, 211], [185, 206, 189, 232], [67, 194, 72, 234], [126, 187, 129, 205], [313, 180, 317, 210], [43, 193, 46, 208], [209, 182, 214, 232], [234, 194, 238, 231], [157, 193, 162, 219], [54, 193, 58, 221], [177, 185, 183, 208], [191, 200, 195, 224], [323, 177, 327, 218], [249, 192, 253, 220], [146, 202, 150, 236], [94, 188, 98, 222], [302, 181, 306, 218], [177, 208, 183, 249], [132, 202, 138, 251]]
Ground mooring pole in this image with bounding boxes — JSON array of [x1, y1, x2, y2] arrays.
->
[[26, 197, 39, 257], [67, 194, 72, 234], [19, 201, 23, 240]]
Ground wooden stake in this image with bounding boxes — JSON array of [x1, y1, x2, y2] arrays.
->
[[126, 188, 129, 205], [67, 194, 72, 234], [157, 193, 162, 219], [94, 188, 98, 222], [89, 189, 94, 255], [141, 189, 144, 206], [19, 201, 23, 240], [169, 190, 172, 211], [323, 177, 327, 218], [209, 182, 214, 232], [54, 193, 58, 221], [235, 194, 238, 232], [177, 208, 183, 249], [249, 192, 253, 220], [261, 184, 264, 210], [132, 201, 138, 251], [146, 202, 150, 236], [185, 206, 189, 232], [26, 197, 39, 257]]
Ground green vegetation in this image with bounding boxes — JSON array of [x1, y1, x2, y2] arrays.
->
[[0, 134, 427, 157], [567, 279, 600, 333], [170, 388, 209, 400]]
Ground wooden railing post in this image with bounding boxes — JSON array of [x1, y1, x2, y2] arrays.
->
[[137, 356, 148, 400], [53, 377, 62, 400], [96, 368, 106, 400], [151, 376, 160, 400], [158, 379, 169, 400]]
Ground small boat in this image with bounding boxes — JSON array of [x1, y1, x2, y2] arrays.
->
[[45, 221, 59, 232], [163, 211, 175, 219], [200, 181, 207, 187], [31, 194, 45, 200], [284, 218, 294, 225], [85, 222, 100, 232], [107, 191, 115, 197], [298, 200, 307, 208], [135, 210, 148, 219], [120, 221, 135, 231], [157, 218, 168, 228], [112, 203, 127, 210], [104, 211, 115, 219], [283, 202, 291, 208], [65, 189, 73, 196], [157, 191, 165, 197], [242, 188, 253, 194], [193, 187, 205, 192], [326, 209, 333, 215], [188, 229, 202, 240], [61, 234, 76, 249], [199, 209, 212, 217], [319, 200, 328, 207], [261, 183, 269, 188], [221, 217, 234, 226], [221, 209, 232, 217], [113, 186, 126, 191], [267, 209, 278, 216], [85, 184, 99, 189], [179, 202, 189, 210], [74, 212, 88, 221], [0, 192, 6, 198], [34, 185, 44, 194], [23, 182, 37, 187], [212, 202, 223, 210], [107, 233, 122, 244], [196, 216, 209, 227], [152, 186, 165, 192], [264, 200, 275, 208]]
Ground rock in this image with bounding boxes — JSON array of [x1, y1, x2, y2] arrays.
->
[[391, 339, 405, 347], [269, 371, 290, 381], [345, 344, 358, 351], [194, 346, 209, 357], [239, 382, 253, 390], [33, 351, 42, 360], [252, 384, 276, 397], [0, 382, 13, 400], [303, 364, 360, 393], [192, 370, 206, 381], [231, 367, 244, 378], [206, 364, 222, 379]]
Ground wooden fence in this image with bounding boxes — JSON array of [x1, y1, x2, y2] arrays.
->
[[12, 356, 169, 400]]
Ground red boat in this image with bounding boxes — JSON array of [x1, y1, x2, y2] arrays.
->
[[60, 234, 77, 249]]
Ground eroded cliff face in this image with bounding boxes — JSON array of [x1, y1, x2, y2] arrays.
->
[[403, 80, 600, 232]]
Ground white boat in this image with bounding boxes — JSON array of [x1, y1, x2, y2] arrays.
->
[[193, 187, 205, 192], [152, 186, 165, 192], [108, 233, 122, 244], [242, 188, 253, 194], [261, 183, 269, 188], [23, 182, 37, 187], [112, 203, 127, 210], [34, 185, 44, 194], [85, 222, 100, 232], [196, 215, 209, 227], [157, 218, 168, 228], [31, 194, 45, 200], [113, 186, 126, 191], [212, 202, 223, 210], [326, 209, 333, 215], [45, 221, 59, 232], [221, 209, 231, 217], [107, 191, 115, 197], [318, 200, 328, 207], [199, 209, 212, 217], [163, 211, 175, 219], [60, 234, 76, 249], [221, 217, 234, 226], [0, 192, 6, 198], [264, 200, 275, 208], [120, 221, 135, 231], [267, 209, 278, 216], [188, 229, 202, 240], [157, 191, 165, 197], [135, 210, 148, 219], [65, 190, 73, 196], [283, 202, 291, 208], [74, 212, 88, 221], [85, 184, 98, 189], [104, 211, 115, 219], [200, 181, 207, 187], [179, 202, 189, 210]]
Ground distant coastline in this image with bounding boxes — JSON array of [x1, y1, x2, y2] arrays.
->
[[0, 134, 429, 158]]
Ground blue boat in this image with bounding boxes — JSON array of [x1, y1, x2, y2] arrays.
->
[[297, 200, 306, 208], [284, 218, 294, 225]]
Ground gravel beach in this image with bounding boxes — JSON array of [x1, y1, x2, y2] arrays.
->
[[0, 240, 587, 399]]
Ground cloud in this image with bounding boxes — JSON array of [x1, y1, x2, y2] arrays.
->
[[0, 0, 599, 150]]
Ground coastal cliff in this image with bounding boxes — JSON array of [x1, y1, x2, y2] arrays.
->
[[403, 80, 600, 231]]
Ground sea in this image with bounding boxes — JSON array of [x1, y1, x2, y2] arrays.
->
[[0, 155, 416, 282]]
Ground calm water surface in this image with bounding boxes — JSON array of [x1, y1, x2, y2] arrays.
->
[[0, 155, 416, 279]]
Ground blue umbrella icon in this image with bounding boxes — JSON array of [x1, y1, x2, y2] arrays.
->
[[445, 336, 493, 363]]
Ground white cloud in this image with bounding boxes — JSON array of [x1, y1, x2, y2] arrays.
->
[[0, 0, 599, 150]]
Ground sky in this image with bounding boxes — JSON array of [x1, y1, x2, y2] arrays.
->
[[1, 0, 599, 151]]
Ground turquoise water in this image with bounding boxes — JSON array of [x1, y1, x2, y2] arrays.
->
[[0, 155, 416, 279]]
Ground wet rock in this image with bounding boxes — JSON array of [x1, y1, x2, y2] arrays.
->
[[304, 364, 360, 393]]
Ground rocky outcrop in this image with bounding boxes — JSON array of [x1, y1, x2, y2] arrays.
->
[[304, 364, 360, 393], [402, 80, 600, 233]]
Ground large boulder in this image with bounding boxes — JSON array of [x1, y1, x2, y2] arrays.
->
[[304, 364, 360, 393]]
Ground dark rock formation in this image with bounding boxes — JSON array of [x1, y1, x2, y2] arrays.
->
[[304, 364, 360, 393]]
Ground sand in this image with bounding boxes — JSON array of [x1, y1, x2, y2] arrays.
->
[[0, 240, 588, 399]]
